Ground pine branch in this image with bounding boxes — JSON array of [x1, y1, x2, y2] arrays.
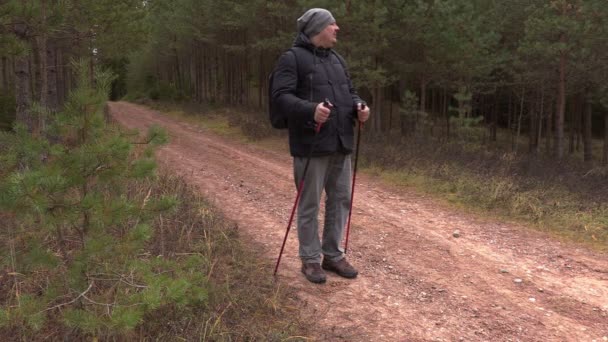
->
[[38, 282, 94, 313], [119, 277, 148, 289], [81, 294, 115, 307], [88, 273, 147, 289]]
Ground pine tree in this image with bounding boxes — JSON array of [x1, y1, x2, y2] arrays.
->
[[0, 60, 208, 338]]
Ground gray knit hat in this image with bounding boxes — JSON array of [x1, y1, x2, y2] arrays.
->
[[297, 8, 335, 38]]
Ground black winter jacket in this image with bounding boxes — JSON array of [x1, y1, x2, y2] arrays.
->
[[271, 33, 362, 157]]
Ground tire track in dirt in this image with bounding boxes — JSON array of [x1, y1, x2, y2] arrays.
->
[[109, 101, 608, 341]]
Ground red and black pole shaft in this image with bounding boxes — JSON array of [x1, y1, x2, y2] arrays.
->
[[344, 102, 366, 254], [274, 99, 331, 276]]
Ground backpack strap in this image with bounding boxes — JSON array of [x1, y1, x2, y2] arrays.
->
[[287, 47, 301, 81], [288, 46, 312, 101], [331, 50, 348, 72]]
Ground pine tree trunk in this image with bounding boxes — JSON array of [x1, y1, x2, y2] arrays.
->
[[515, 88, 524, 153], [258, 50, 263, 108], [430, 87, 438, 137], [546, 100, 554, 156], [201, 45, 207, 102], [508, 92, 513, 151], [536, 85, 544, 155], [529, 95, 536, 152], [490, 95, 498, 142], [15, 54, 33, 131], [576, 95, 582, 153], [388, 87, 393, 131], [200, 46, 204, 102], [420, 75, 427, 113], [583, 97, 593, 162], [193, 45, 198, 102], [37, 35, 49, 134], [56, 48, 66, 107], [568, 97, 575, 154], [443, 88, 449, 140], [604, 111, 608, 165], [555, 45, 566, 159], [372, 86, 383, 133], [32, 37, 41, 104], [214, 49, 220, 103], [1, 57, 8, 90], [46, 41, 58, 112], [174, 49, 182, 94], [14, 22, 34, 132], [38, 0, 48, 109]]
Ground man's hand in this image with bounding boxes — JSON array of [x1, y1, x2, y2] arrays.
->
[[357, 102, 370, 122], [314, 101, 332, 124]]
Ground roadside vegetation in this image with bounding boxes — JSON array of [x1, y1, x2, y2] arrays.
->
[[0, 65, 306, 340]]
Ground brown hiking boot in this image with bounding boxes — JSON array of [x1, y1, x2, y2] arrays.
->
[[301, 262, 326, 284], [322, 258, 358, 279]]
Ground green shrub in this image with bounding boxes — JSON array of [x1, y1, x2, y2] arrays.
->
[[0, 60, 208, 338], [0, 62, 306, 340]]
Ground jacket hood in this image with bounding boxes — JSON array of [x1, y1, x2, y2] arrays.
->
[[293, 32, 331, 57]]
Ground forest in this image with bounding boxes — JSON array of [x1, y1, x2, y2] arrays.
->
[[1, 0, 607, 339], [2, 0, 608, 162]]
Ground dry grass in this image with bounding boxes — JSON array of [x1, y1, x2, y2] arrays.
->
[[359, 132, 608, 250], [131, 173, 308, 341]]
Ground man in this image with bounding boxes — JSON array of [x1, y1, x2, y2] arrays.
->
[[271, 8, 370, 284]]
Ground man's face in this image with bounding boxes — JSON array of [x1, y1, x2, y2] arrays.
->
[[316, 22, 339, 48]]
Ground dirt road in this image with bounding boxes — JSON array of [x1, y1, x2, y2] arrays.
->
[[109, 101, 607, 341]]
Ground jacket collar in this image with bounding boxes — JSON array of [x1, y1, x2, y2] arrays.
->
[[293, 32, 331, 57]]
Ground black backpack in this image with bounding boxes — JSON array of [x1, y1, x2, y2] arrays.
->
[[268, 48, 299, 129], [268, 48, 346, 129]]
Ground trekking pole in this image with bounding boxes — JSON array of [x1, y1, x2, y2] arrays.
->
[[344, 102, 366, 254], [274, 99, 332, 276]]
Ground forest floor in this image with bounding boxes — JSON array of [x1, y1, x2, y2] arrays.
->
[[109, 101, 608, 342]]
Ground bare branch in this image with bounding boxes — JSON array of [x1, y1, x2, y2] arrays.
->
[[39, 282, 94, 313]]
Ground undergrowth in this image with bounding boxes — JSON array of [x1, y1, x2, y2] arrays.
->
[[136, 173, 306, 341], [0, 68, 306, 340], [0, 173, 306, 340], [361, 132, 608, 249]]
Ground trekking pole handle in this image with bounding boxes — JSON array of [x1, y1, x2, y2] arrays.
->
[[358, 102, 367, 127], [316, 99, 332, 133]]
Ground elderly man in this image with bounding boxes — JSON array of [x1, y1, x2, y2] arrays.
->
[[271, 8, 370, 284]]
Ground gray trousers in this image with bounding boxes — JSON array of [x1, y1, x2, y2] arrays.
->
[[293, 153, 351, 264]]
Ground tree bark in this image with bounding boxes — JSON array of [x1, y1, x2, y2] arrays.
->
[[536, 84, 544, 155], [555, 38, 566, 159], [420, 75, 427, 113], [568, 96, 575, 154], [508, 92, 513, 151], [1, 57, 8, 90], [38, 0, 48, 110], [46, 41, 58, 112], [529, 93, 537, 152], [372, 86, 382, 133], [576, 95, 582, 153], [515, 87, 524, 153], [490, 94, 498, 142], [14, 22, 34, 132], [56, 48, 66, 107], [583, 97, 593, 162], [604, 111, 608, 165], [546, 100, 554, 156], [443, 88, 449, 140]]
